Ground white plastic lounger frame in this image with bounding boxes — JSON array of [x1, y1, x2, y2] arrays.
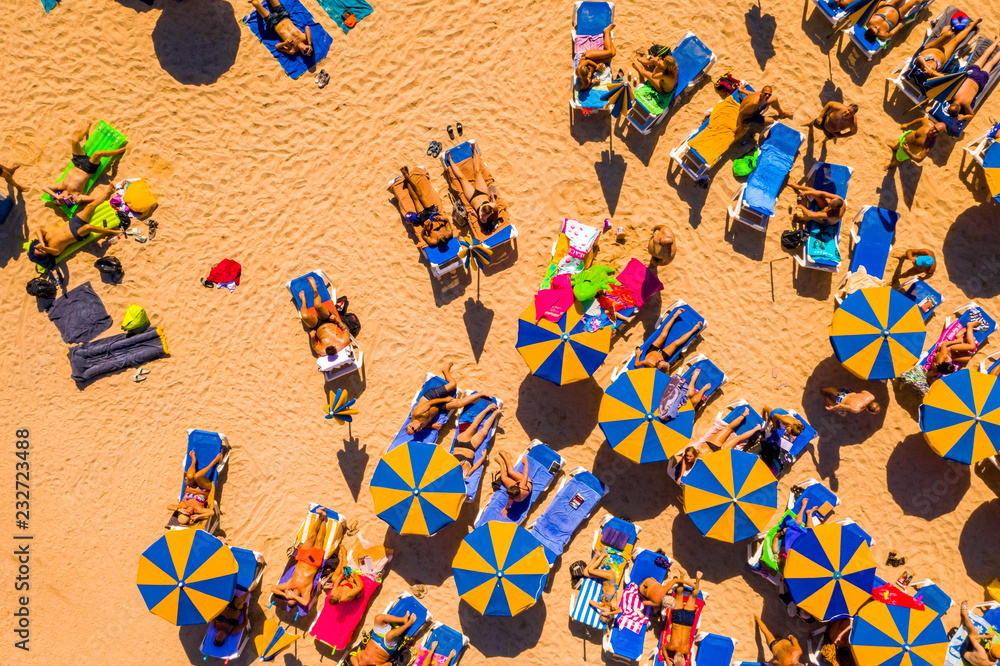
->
[[793, 163, 853, 273], [965, 131, 994, 165], [669, 111, 715, 182], [846, 0, 936, 61]]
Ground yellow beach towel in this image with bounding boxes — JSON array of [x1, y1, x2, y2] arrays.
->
[[688, 96, 747, 166]]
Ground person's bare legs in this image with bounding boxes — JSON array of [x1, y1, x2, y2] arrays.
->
[[467, 405, 500, 446], [942, 19, 982, 62], [190, 452, 223, 490], [496, 451, 525, 485], [977, 36, 1000, 73], [400, 167, 434, 210], [710, 408, 747, 447], [663, 321, 704, 358], [1, 163, 24, 190], [650, 308, 684, 349], [248, 0, 272, 21], [469, 148, 491, 194], [303, 508, 328, 550], [87, 146, 126, 166], [298, 276, 322, 329], [440, 361, 457, 394], [582, 24, 617, 61], [70, 124, 90, 155], [683, 572, 702, 611], [446, 153, 477, 201]]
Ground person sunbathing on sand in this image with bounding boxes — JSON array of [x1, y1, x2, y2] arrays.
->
[[658, 572, 704, 666], [298, 276, 352, 357], [915, 17, 982, 74], [166, 446, 227, 525], [755, 615, 804, 666], [788, 182, 845, 226], [28, 186, 120, 270], [451, 401, 501, 478], [496, 449, 532, 517], [821, 388, 881, 415], [863, 0, 923, 42], [634, 308, 703, 373], [348, 611, 417, 666], [41, 122, 127, 208], [270, 508, 330, 609], [576, 24, 617, 91], [248, 0, 313, 56], [406, 363, 488, 435], [737, 85, 794, 135]]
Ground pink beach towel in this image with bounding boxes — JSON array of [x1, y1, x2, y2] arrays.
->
[[534, 274, 574, 323], [308, 574, 381, 650], [616, 258, 663, 308], [574, 34, 604, 56], [922, 314, 981, 372]]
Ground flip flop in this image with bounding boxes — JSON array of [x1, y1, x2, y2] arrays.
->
[[316, 69, 330, 89], [426, 141, 442, 157], [146, 219, 157, 240], [132, 369, 148, 383], [456, 122, 463, 136], [201, 278, 216, 288], [447, 125, 454, 140], [127, 228, 148, 243]]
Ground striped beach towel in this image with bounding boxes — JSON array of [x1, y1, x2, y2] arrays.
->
[[615, 583, 648, 633]]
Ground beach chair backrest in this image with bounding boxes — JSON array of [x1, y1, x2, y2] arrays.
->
[[180, 429, 224, 497], [386, 593, 431, 642], [673, 33, 714, 93], [959, 304, 997, 345], [421, 624, 467, 665], [693, 634, 736, 666], [232, 547, 263, 591], [624, 547, 671, 586], [811, 162, 852, 199], [903, 279, 943, 321], [770, 409, 817, 459], [575, 1, 614, 35], [913, 581, 953, 616], [682, 357, 725, 399], [790, 481, 839, 521]]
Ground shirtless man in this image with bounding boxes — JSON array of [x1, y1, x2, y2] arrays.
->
[[803, 101, 859, 140], [28, 185, 119, 271], [576, 24, 617, 91], [885, 118, 946, 170], [821, 388, 881, 415], [788, 182, 845, 225], [916, 17, 982, 74], [658, 572, 704, 666], [864, 0, 923, 42], [944, 35, 1000, 123], [248, 0, 313, 57], [451, 401, 501, 478], [960, 602, 1000, 666], [399, 166, 455, 248], [348, 611, 417, 666], [41, 123, 127, 208], [167, 446, 226, 526], [893, 248, 936, 280], [632, 52, 678, 97], [755, 615, 804, 666], [298, 276, 352, 357], [648, 225, 677, 265], [634, 308, 703, 373], [405, 362, 487, 435], [737, 84, 794, 135], [271, 508, 330, 610], [496, 450, 531, 517]]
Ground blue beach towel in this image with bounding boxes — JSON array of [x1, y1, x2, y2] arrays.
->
[[744, 123, 802, 216], [531, 471, 607, 563], [628, 302, 705, 371], [722, 403, 765, 437], [850, 207, 898, 277], [389, 375, 452, 450], [41, 0, 59, 12], [244, 0, 332, 79], [318, 0, 374, 33], [807, 221, 841, 265]]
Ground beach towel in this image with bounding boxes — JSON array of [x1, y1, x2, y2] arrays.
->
[[658, 376, 690, 420], [531, 471, 607, 562], [807, 223, 841, 264], [743, 123, 802, 216], [318, 0, 374, 33], [615, 258, 663, 308], [41, 0, 59, 12], [635, 84, 674, 115], [207, 258, 242, 288], [47, 283, 112, 344], [68, 326, 169, 383], [922, 308, 993, 373], [557, 218, 601, 275], [574, 34, 604, 55], [534, 274, 574, 323], [688, 96, 746, 165], [243, 0, 332, 79]]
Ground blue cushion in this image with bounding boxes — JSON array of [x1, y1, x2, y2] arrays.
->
[[850, 207, 898, 276], [575, 1, 613, 35]]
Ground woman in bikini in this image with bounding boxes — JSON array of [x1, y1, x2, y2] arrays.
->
[[167, 447, 226, 526], [634, 308, 704, 373], [632, 51, 678, 98], [929, 321, 978, 375], [864, 0, 923, 42], [398, 166, 454, 248], [585, 550, 622, 622], [576, 24, 617, 91], [451, 401, 501, 478], [495, 450, 532, 517], [445, 145, 500, 232], [915, 17, 982, 74], [707, 408, 763, 450], [210, 585, 255, 647]]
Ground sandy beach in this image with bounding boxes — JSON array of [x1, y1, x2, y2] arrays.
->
[[2, 0, 1000, 663]]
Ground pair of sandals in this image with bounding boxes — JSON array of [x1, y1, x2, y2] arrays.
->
[[426, 123, 466, 156], [132, 367, 150, 383], [125, 219, 157, 243]]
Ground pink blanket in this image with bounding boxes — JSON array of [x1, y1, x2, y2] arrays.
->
[[308, 574, 380, 650], [616, 258, 663, 308], [574, 34, 604, 56]]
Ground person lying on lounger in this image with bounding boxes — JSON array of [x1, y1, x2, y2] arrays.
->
[[321, 547, 364, 604], [863, 0, 923, 41], [40, 122, 127, 208], [634, 308, 703, 373], [944, 34, 1000, 122], [915, 17, 982, 74], [707, 408, 763, 450], [632, 48, 678, 97], [270, 507, 330, 609], [585, 550, 622, 623], [28, 185, 120, 271], [960, 601, 1000, 666], [451, 401, 501, 478], [929, 321, 978, 375], [648, 225, 677, 265], [737, 85, 794, 135], [418, 641, 457, 666], [1, 161, 25, 192], [658, 572, 704, 666], [399, 166, 455, 248], [803, 101, 859, 140], [770, 506, 822, 569], [211, 580, 258, 647], [670, 446, 700, 483], [788, 181, 845, 226], [495, 449, 532, 517], [166, 446, 227, 526], [406, 362, 488, 435], [348, 611, 417, 666], [755, 614, 804, 666], [576, 24, 618, 91], [444, 146, 500, 233], [298, 276, 352, 357], [762, 408, 805, 439], [248, 0, 313, 56], [820, 617, 854, 666], [822, 388, 881, 415]]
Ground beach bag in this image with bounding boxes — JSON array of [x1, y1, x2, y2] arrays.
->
[[337, 296, 362, 337], [733, 150, 759, 177], [121, 304, 150, 332], [781, 229, 807, 251], [569, 560, 587, 587], [342, 10, 357, 28], [25, 278, 56, 300], [95, 256, 124, 280], [490, 471, 503, 492], [715, 73, 740, 94]]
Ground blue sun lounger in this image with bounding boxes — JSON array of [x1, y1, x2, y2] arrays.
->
[[413, 622, 469, 666], [848, 205, 899, 279], [615, 548, 673, 662], [719, 399, 766, 440], [928, 35, 1000, 137], [887, 6, 977, 106], [388, 373, 461, 451], [201, 547, 265, 661], [770, 408, 818, 462], [611, 299, 706, 381], [338, 592, 432, 666], [570, 1, 616, 112], [912, 579, 954, 617], [269, 504, 346, 620], [810, 0, 874, 28], [474, 441, 565, 527], [846, 0, 935, 61], [626, 32, 716, 134], [902, 277, 944, 321], [679, 354, 728, 409], [946, 602, 1000, 666], [729, 122, 804, 231], [794, 162, 853, 272], [287, 269, 364, 380], [166, 429, 229, 533], [670, 86, 753, 183], [692, 634, 737, 666], [788, 478, 840, 522], [569, 515, 641, 631], [529, 467, 608, 564], [451, 393, 503, 502]]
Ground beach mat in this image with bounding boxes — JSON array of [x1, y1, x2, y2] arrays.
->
[[41, 120, 127, 216], [317, 0, 373, 33], [243, 0, 332, 79]]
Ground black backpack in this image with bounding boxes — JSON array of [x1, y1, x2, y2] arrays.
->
[[95, 256, 124, 280], [336, 296, 361, 337], [781, 229, 808, 251], [26, 278, 56, 299]]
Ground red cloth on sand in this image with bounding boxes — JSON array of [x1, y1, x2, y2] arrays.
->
[[207, 258, 242, 285]]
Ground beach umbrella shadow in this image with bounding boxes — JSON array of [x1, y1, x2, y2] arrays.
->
[[457, 599, 546, 658], [745, 4, 777, 69], [942, 203, 1000, 299], [463, 297, 494, 362], [595, 149, 626, 217], [959, 499, 1000, 585], [885, 433, 969, 520], [151, 0, 240, 85], [336, 434, 368, 502]]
